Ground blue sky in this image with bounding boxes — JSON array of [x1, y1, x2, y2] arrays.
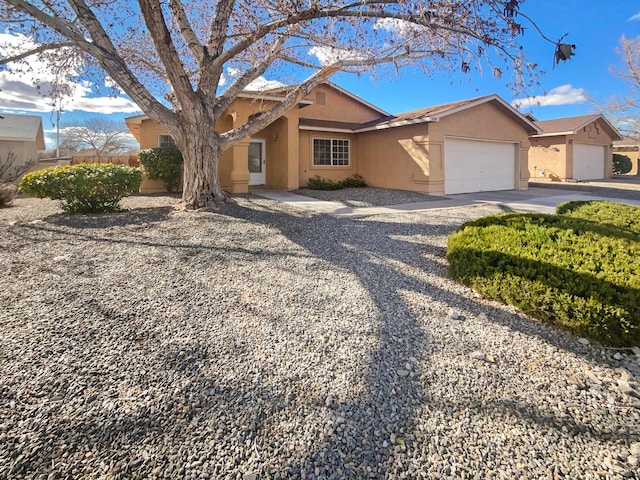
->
[[1, 0, 639, 150]]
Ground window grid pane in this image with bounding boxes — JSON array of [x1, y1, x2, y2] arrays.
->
[[159, 135, 176, 148], [332, 139, 349, 166], [313, 138, 332, 166], [313, 138, 350, 166]]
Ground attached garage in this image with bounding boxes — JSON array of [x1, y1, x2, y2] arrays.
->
[[573, 143, 605, 180], [529, 114, 622, 182], [444, 138, 516, 194]]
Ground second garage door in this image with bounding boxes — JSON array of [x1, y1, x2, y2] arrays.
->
[[444, 138, 516, 194], [573, 143, 605, 180]]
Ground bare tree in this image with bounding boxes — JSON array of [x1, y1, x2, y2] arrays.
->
[[62, 118, 136, 159], [0, 0, 566, 209], [0, 150, 36, 206], [598, 36, 640, 140]]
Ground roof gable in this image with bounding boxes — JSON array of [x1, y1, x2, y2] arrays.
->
[[358, 94, 541, 134], [0, 113, 45, 148], [533, 114, 622, 140]]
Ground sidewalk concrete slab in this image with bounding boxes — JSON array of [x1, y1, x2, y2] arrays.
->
[[255, 189, 640, 218]]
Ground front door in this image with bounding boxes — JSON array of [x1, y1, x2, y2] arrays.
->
[[248, 139, 266, 185]]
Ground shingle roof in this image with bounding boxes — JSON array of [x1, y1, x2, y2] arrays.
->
[[534, 114, 602, 135], [0, 113, 45, 148]]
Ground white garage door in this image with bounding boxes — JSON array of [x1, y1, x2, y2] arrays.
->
[[444, 138, 516, 194], [573, 144, 605, 180]]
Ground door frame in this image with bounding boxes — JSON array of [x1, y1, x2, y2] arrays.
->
[[249, 138, 266, 185]]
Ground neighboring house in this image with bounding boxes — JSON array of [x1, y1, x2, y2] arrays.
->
[[613, 138, 639, 175], [126, 83, 540, 195], [528, 114, 622, 182], [0, 113, 45, 178]]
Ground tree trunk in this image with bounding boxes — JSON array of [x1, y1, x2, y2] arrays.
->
[[177, 110, 230, 210]]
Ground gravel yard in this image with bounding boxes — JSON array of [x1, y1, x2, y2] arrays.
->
[[293, 188, 443, 207], [1, 193, 639, 479]]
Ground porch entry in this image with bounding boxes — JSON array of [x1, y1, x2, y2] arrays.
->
[[248, 139, 266, 185]]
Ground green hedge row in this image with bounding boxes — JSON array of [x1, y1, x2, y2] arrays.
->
[[447, 201, 640, 347], [307, 174, 367, 190], [20, 163, 142, 213]]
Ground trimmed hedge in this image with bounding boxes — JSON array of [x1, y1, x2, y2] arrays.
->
[[307, 174, 367, 190], [19, 163, 142, 213], [138, 147, 183, 193], [447, 201, 640, 347], [613, 153, 633, 175]]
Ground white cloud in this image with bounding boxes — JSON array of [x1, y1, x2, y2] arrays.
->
[[309, 46, 365, 66], [224, 68, 285, 91], [373, 18, 420, 37], [244, 77, 286, 91], [511, 84, 587, 108], [628, 11, 640, 21], [0, 33, 140, 114]]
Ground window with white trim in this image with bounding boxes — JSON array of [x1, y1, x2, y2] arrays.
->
[[159, 134, 176, 148], [313, 138, 350, 166]]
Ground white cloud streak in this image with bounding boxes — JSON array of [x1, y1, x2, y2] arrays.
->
[[308, 46, 365, 66], [0, 33, 140, 114], [511, 84, 587, 108], [628, 11, 640, 21]]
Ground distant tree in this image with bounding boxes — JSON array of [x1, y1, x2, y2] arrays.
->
[[598, 36, 640, 140], [0, 0, 570, 209], [61, 118, 135, 159]]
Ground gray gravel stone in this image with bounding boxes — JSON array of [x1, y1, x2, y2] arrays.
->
[[0, 194, 638, 479]]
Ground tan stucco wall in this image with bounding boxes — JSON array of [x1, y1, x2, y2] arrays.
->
[[357, 123, 432, 192], [529, 136, 568, 180], [1, 139, 39, 172], [357, 102, 532, 195], [530, 119, 616, 181], [300, 84, 384, 124], [298, 131, 357, 186]]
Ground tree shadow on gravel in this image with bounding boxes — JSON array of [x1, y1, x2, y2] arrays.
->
[[42, 206, 175, 229], [221, 199, 638, 478]]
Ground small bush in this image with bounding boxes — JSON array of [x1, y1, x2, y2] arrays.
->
[[613, 153, 633, 175], [340, 174, 367, 188], [19, 163, 142, 213], [447, 201, 640, 347], [307, 174, 367, 190], [0, 183, 18, 208], [138, 147, 183, 193], [307, 175, 343, 190]]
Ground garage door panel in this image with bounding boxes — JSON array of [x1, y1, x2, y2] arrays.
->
[[573, 144, 605, 180], [444, 138, 516, 194]]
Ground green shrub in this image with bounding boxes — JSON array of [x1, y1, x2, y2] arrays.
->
[[307, 174, 367, 190], [138, 147, 183, 193], [447, 202, 640, 347], [340, 174, 367, 188], [307, 175, 343, 190], [19, 163, 142, 213], [613, 153, 633, 175], [556, 200, 640, 233]]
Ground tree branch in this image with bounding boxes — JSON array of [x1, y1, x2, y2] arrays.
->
[[0, 41, 75, 65], [168, 0, 204, 63]]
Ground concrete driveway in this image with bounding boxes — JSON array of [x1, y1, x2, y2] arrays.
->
[[258, 180, 640, 217]]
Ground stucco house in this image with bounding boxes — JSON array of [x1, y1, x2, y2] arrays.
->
[[528, 114, 622, 182], [126, 83, 540, 195], [0, 113, 45, 178]]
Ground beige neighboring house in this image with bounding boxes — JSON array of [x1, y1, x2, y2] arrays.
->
[[613, 138, 639, 175], [126, 82, 540, 195], [0, 113, 45, 178], [529, 114, 622, 182]]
